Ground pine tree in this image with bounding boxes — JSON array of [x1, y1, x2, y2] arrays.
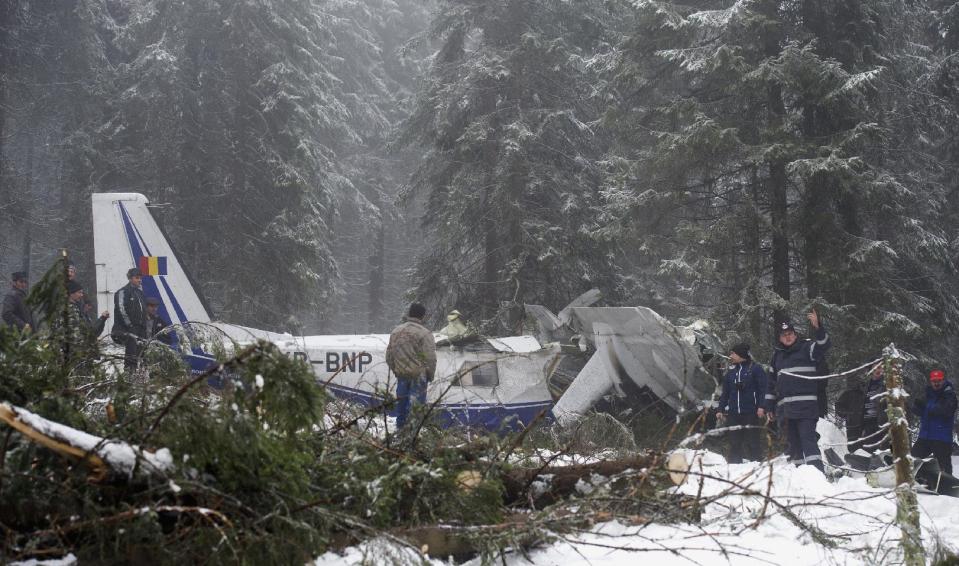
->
[[402, 0, 628, 330], [606, 0, 959, 364]]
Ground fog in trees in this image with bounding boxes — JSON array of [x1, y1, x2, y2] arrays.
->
[[2, 0, 958, 366]]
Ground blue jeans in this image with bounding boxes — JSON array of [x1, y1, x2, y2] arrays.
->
[[395, 375, 428, 429]]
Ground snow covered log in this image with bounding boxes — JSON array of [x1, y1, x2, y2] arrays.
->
[[0, 402, 174, 482], [501, 453, 680, 506]]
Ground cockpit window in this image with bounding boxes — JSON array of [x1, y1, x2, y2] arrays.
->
[[455, 360, 499, 387]]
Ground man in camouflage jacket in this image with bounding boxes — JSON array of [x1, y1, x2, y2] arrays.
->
[[386, 303, 437, 429], [59, 280, 110, 363]]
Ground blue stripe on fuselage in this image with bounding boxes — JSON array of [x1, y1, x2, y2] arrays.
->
[[323, 381, 552, 431], [117, 202, 187, 351], [184, 351, 228, 388]]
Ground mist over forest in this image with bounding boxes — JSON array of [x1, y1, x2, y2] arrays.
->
[[2, 0, 958, 367]]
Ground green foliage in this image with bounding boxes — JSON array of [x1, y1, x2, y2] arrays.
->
[[603, 0, 959, 368], [401, 0, 631, 329], [0, 261, 519, 564]]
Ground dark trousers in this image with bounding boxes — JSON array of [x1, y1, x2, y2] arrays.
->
[[727, 413, 762, 463], [123, 335, 141, 371], [850, 417, 884, 453], [912, 438, 953, 475], [861, 417, 883, 452], [785, 417, 823, 471], [395, 375, 427, 429]]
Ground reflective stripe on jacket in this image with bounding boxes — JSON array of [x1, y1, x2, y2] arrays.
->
[[112, 283, 147, 338], [767, 326, 831, 419], [718, 362, 767, 415]]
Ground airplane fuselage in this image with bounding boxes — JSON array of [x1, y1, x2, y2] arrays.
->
[[176, 324, 559, 430]]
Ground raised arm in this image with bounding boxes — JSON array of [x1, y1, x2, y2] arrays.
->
[[807, 310, 831, 362]]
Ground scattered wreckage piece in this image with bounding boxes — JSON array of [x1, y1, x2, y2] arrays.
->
[[837, 448, 959, 497], [0, 402, 173, 482], [530, 304, 718, 424]]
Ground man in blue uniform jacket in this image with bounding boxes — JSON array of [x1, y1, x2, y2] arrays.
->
[[717, 343, 768, 463], [767, 309, 831, 472], [911, 369, 957, 475]]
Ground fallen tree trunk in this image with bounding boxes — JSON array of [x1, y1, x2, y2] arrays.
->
[[501, 453, 670, 506], [385, 498, 697, 560], [0, 402, 173, 482]]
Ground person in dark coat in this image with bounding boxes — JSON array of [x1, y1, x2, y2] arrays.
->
[[766, 309, 831, 472], [911, 369, 957, 475], [60, 280, 110, 362], [67, 260, 95, 316], [716, 343, 768, 463], [856, 365, 888, 453], [111, 268, 148, 370], [145, 297, 173, 346], [839, 365, 889, 453], [2, 271, 34, 332]]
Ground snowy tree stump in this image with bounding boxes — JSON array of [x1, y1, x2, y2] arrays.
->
[[883, 344, 924, 566]]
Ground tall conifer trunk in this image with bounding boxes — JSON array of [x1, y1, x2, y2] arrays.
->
[[759, 0, 790, 321], [368, 200, 385, 331], [768, 91, 790, 319]]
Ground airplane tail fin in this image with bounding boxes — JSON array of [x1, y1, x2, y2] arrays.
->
[[92, 193, 212, 337]]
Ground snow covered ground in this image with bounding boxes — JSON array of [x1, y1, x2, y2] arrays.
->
[[314, 451, 959, 565], [505, 453, 959, 566]]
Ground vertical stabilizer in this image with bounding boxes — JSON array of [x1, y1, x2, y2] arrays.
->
[[92, 193, 211, 336]]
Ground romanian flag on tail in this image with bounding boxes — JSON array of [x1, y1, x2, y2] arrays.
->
[[138, 256, 168, 276]]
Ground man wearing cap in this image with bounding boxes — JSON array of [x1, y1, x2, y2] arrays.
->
[[2, 271, 34, 332], [766, 309, 831, 472], [145, 297, 173, 346], [716, 343, 768, 463], [60, 280, 110, 361], [385, 303, 437, 430], [439, 309, 472, 341], [911, 369, 957, 475], [112, 268, 148, 370]]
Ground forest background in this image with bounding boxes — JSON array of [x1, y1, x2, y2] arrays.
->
[[2, 0, 958, 370]]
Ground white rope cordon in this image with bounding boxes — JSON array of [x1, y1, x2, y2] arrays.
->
[[678, 424, 768, 447], [779, 357, 883, 380], [817, 422, 891, 448]]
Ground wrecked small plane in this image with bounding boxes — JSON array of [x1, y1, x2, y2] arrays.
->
[[92, 193, 718, 429]]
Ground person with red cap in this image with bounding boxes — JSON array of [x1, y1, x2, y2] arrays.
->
[[910, 369, 957, 475]]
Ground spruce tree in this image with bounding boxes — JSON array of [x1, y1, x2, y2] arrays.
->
[[401, 0, 628, 330], [606, 0, 959, 364]]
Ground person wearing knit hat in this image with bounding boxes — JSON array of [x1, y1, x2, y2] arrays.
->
[[145, 297, 174, 346], [910, 369, 957, 475], [67, 280, 83, 295], [730, 343, 751, 360], [59, 278, 110, 363], [386, 302, 437, 431], [67, 258, 95, 315], [716, 342, 768, 463]]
